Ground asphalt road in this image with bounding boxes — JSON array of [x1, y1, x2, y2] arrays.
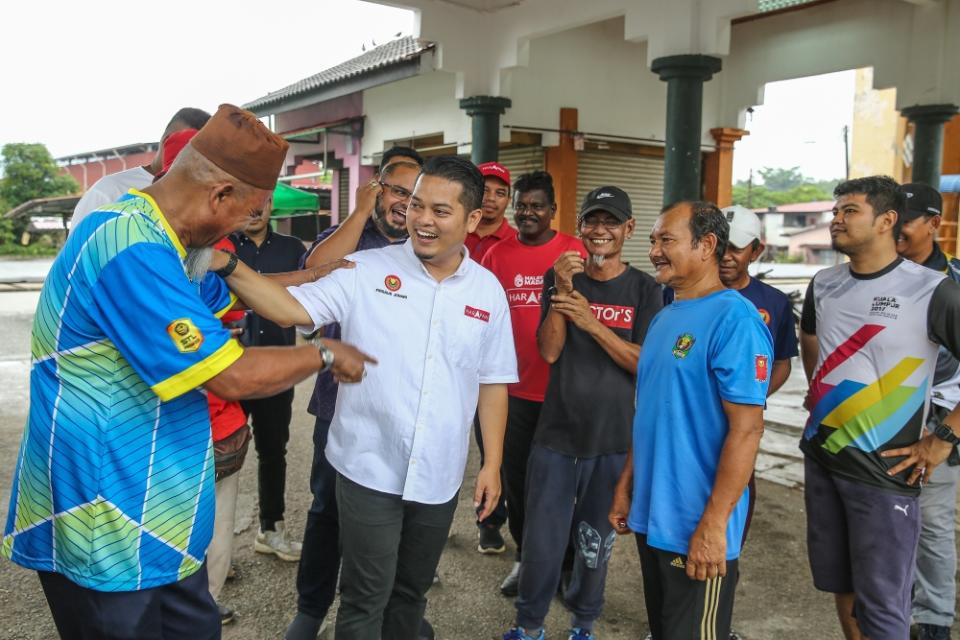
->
[[0, 290, 945, 639]]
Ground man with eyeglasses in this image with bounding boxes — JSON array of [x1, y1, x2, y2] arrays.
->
[[503, 187, 662, 640], [480, 171, 585, 597], [286, 148, 425, 640]]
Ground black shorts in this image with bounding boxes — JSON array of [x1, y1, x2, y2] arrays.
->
[[635, 535, 739, 640]]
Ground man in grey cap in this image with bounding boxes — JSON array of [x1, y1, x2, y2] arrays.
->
[[897, 183, 960, 640], [503, 187, 662, 640]]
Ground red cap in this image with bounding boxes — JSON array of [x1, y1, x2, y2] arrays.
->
[[156, 128, 199, 179], [477, 161, 511, 188]]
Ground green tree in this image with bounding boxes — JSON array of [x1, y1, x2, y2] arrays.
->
[[757, 166, 805, 191], [0, 143, 78, 209]]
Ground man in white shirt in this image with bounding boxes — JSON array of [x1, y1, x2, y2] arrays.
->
[[69, 107, 210, 230], [219, 155, 518, 640]]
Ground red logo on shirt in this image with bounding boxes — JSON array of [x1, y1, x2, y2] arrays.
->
[[464, 306, 490, 322], [384, 275, 402, 292], [758, 308, 771, 325], [589, 303, 634, 330], [755, 355, 769, 382]]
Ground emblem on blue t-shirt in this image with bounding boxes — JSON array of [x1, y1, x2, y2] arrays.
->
[[755, 354, 769, 382], [758, 308, 771, 325], [672, 333, 695, 359], [167, 318, 204, 353]]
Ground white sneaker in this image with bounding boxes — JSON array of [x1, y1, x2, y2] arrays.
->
[[254, 520, 303, 561]]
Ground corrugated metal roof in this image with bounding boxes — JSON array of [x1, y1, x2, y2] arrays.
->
[[244, 36, 433, 112]]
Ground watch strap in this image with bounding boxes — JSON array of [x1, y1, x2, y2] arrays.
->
[[934, 422, 960, 445], [215, 252, 239, 278]]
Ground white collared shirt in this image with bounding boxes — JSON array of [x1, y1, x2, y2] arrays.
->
[[288, 240, 518, 504]]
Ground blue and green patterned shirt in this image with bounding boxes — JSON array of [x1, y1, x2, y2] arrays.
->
[[2, 189, 242, 591]]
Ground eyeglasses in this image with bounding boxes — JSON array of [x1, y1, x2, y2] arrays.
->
[[379, 181, 412, 200], [579, 217, 624, 231], [514, 202, 549, 214]]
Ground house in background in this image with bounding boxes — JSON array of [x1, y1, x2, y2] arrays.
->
[[755, 201, 833, 259], [58, 143, 158, 191]]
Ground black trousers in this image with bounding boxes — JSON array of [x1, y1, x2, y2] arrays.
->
[[242, 388, 294, 529], [501, 396, 542, 557], [473, 412, 508, 528], [38, 565, 220, 640], [334, 474, 458, 640], [635, 535, 739, 640], [295, 416, 341, 620]]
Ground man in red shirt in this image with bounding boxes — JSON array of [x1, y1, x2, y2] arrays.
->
[[467, 161, 514, 262], [481, 171, 585, 595]]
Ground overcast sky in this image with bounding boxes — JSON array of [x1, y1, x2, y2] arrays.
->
[[3, 0, 853, 184]]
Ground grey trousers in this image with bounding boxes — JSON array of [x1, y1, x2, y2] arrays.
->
[[334, 474, 458, 640], [913, 456, 960, 627]]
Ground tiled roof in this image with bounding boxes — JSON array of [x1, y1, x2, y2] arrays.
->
[[244, 36, 433, 111]]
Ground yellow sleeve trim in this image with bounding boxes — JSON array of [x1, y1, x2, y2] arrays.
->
[[152, 339, 244, 402], [213, 292, 239, 319]]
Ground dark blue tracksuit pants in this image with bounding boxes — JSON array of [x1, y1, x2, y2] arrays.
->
[[515, 445, 626, 631]]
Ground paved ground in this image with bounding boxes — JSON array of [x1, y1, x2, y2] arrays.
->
[[0, 282, 956, 639]]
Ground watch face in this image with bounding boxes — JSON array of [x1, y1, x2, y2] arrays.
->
[[937, 423, 960, 444]]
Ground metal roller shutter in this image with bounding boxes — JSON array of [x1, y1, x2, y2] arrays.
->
[[497, 146, 545, 186], [576, 152, 664, 272]]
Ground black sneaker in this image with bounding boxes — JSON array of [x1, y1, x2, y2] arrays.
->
[[918, 624, 951, 640], [478, 525, 506, 554], [219, 603, 235, 625]]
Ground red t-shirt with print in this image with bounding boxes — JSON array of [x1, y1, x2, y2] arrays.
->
[[481, 231, 586, 401]]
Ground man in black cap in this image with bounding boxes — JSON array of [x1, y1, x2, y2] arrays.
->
[[503, 187, 662, 640], [897, 183, 960, 640]]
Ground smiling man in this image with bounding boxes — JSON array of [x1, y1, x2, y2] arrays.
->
[[1, 104, 372, 640], [480, 171, 585, 596], [798, 176, 960, 640], [609, 201, 772, 640], [221, 155, 518, 640], [286, 149, 424, 640], [503, 187, 661, 640]]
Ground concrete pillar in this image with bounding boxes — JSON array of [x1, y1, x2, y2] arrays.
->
[[459, 96, 512, 164], [902, 104, 959, 188], [544, 107, 580, 235], [651, 55, 722, 206], [703, 127, 749, 208]]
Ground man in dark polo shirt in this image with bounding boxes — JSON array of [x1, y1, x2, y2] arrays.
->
[[231, 197, 307, 562], [285, 147, 424, 640]]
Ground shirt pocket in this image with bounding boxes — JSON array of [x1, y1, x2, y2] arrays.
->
[[446, 314, 484, 370]]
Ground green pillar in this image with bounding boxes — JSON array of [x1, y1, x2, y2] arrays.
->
[[651, 55, 722, 206], [902, 104, 958, 188], [459, 96, 512, 164]]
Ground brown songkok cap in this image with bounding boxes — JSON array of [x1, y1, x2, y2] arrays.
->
[[190, 104, 289, 190]]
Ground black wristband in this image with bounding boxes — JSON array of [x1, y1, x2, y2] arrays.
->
[[215, 252, 239, 278]]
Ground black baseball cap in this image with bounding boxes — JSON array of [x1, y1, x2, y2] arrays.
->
[[901, 183, 943, 222], [579, 186, 633, 222]]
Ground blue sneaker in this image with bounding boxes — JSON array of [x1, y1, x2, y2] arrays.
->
[[502, 626, 545, 640], [568, 628, 594, 639]]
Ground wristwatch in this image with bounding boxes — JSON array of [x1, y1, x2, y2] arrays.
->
[[317, 342, 335, 374], [933, 422, 960, 446], [214, 251, 239, 278]]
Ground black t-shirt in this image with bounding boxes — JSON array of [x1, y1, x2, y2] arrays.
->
[[232, 230, 306, 346], [534, 265, 662, 457]]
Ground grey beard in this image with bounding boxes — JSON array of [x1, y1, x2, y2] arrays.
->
[[184, 247, 214, 282], [589, 253, 606, 267]]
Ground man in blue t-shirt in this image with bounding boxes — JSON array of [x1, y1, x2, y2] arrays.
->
[[609, 201, 772, 640]]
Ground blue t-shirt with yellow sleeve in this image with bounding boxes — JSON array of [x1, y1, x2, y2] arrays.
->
[[2, 189, 242, 591], [628, 289, 772, 560]]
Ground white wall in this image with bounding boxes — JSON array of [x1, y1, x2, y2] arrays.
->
[[361, 68, 471, 161]]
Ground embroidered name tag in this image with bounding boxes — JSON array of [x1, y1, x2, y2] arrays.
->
[[464, 305, 490, 322]]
